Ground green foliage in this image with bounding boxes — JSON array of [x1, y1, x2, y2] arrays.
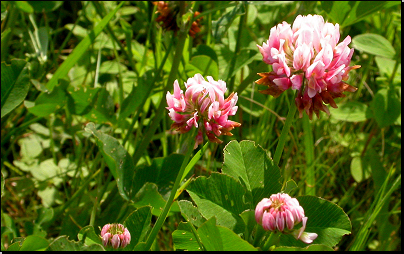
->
[[1, 59, 30, 118], [1, 1, 400, 251]]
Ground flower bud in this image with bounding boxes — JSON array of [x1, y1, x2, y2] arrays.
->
[[100, 223, 131, 249]]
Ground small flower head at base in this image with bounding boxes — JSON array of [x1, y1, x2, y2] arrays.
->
[[100, 223, 131, 249], [255, 193, 317, 244]]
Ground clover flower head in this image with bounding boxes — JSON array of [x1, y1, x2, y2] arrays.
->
[[166, 73, 241, 148], [100, 223, 131, 249], [255, 193, 317, 244], [256, 14, 361, 119]]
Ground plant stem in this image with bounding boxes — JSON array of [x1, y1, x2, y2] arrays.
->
[[302, 113, 315, 195], [131, 16, 190, 167], [143, 129, 198, 251], [262, 231, 281, 251], [273, 91, 297, 166]]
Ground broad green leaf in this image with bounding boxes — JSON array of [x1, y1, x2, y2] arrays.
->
[[99, 60, 128, 74], [187, 55, 219, 80], [83, 88, 116, 124], [84, 122, 134, 201], [47, 236, 104, 251], [178, 200, 207, 228], [370, 88, 401, 128], [172, 222, 202, 251], [46, 1, 124, 91], [20, 235, 49, 251], [222, 140, 282, 206], [279, 196, 351, 248], [352, 34, 396, 59], [350, 156, 371, 183], [7, 242, 21, 251], [186, 172, 249, 234], [14, 1, 34, 13], [28, 1, 63, 12], [330, 101, 369, 122], [375, 56, 401, 80], [197, 217, 257, 251], [1, 59, 30, 118], [132, 154, 185, 196], [25, 80, 68, 117], [77, 225, 102, 246], [239, 209, 256, 241], [274, 244, 334, 251], [283, 179, 298, 194], [131, 182, 180, 216], [123, 206, 152, 250], [67, 86, 100, 115], [223, 49, 258, 81], [193, 44, 219, 63], [118, 72, 154, 122], [212, 3, 245, 43], [321, 1, 393, 28]]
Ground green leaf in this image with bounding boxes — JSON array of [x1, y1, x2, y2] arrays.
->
[[77, 225, 102, 246], [47, 236, 104, 251], [223, 49, 258, 81], [6, 242, 22, 251], [46, 1, 124, 91], [352, 33, 396, 59], [99, 60, 128, 74], [370, 88, 401, 128], [350, 156, 371, 183], [118, 72, 154, 122], [131, 182, 180, 217], [187, 55, 219, 80], [197, 217, 257, 251], [25, 80, 68, 117], [14, 1, 34, 13], [186, 172, 249, 234], [123, 206, 152, 250], [84, 122, 134, 201], [375, 56, 401, 80], [321, 1, 393, 28], [193, 44, 219, 63], [172, 222, 202, 251], [279, 196, 351, 248], [67, 86, 100, 115], [274, 244, 334, 251], [1, 59, 30, 118], [222, 140, 282, 206], [132, 154, 185, 196], [212, 3, 245, 43], [178, 200, 207, 228], [330, 101, 369, 122], [83, 88, 116, 124], [28, 1, 63, 12], [283, 179, 298, 194], [20, 235, 49, 251]]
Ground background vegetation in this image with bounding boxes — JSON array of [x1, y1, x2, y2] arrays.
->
[[1, 1, 401, 251]]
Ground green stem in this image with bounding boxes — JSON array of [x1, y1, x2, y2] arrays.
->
[[262, 231, 281, 251], [302, 113, 315, 195], [131, 20, 189, 167], [273, 91, 297, 166], [228, 3, 248, 92], [143, 129, 198, 251]]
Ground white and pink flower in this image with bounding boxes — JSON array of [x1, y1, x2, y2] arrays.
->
[[166, 74, 241, 148], [100, 223, 131, 249], [256, 14, 361, 119], [255, 193, 318, 244]]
